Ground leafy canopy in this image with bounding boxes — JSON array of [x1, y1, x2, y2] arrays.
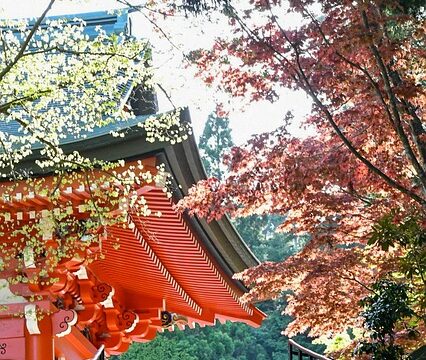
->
[[176, 0, 426, 356]]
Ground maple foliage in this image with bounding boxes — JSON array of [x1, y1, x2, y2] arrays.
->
[[176, 0, 426, 356]]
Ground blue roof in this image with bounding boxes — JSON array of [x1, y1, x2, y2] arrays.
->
[[14, 9, 132, 39], [0, 113, 150, 151], [0, 9, 155, 152]]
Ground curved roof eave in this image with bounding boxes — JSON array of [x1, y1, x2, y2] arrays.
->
[[10, 108, 259, 288]]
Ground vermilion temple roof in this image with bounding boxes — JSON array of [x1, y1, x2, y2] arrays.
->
[[0, 109, 265, 358], [0, 9, 265, 360]]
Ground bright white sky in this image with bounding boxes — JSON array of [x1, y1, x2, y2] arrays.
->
[[0, 0, 312, 144]]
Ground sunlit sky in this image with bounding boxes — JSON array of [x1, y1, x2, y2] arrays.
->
[[1, 0, 312, 144]]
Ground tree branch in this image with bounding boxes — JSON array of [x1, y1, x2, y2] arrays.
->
[[0, 0, 55, 82], [297, 57, 426, 206], [156, 83, 176, 109], [361, 10, 426, 193], [117, 0, 192, 65], [0, 135, 17, 180], [263, 1, 426, 207], [0, 90, 52, 114], [404, 102, 426, 169], [303, 10, 396, 133], [338, 272, 376, 294]]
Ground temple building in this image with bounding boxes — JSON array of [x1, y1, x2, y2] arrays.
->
[[0, 10, 265, 360]]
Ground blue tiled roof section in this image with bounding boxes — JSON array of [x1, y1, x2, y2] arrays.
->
[[29, 9, 131, 39], [56, 114, 150, 147], [0, 75, 134, 135], [0, 9, 155, 153], [0, 113, 150, 152]]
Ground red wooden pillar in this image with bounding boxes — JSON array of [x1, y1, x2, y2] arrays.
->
[[25, 314, 54, 360]]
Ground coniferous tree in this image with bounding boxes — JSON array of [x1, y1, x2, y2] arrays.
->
[[196, 110, 324, 357], [198, 112, 234, 181]]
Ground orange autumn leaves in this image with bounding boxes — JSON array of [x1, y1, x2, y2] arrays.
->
[[177, 0, 426, 355]]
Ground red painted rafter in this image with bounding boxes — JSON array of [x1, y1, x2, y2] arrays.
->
[[0, 156, 265, 357]]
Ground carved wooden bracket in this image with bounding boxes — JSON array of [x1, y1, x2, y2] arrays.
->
[[52, 309, 78, 338], [120, 311, 139, 333], [92, 283, 113, 304], [160, 311, 188, 329]]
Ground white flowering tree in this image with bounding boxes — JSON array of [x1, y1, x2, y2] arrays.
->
[[1, 1, 148, 172], [0, 1, 189, 283]]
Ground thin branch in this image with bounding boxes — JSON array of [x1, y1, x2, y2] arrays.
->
[[0, 31, 10, 65], [229, 8, 301, 84], [0, 0, 55, 82], [117, 0, 188, 18], [156, 83, 176, 109], [0, 90, 52, 113], [263, 1, 426, 207], [117, 0, 192, 64], [339, 186, 373, 206], [338, 272, 376, 294], [83, 170, 104, 226], [17, 104, 62, 158], [304, 10, 396, 131], [18, 45, 142, 61], [403, 101, 426, 169], [49, 171, 64, 197], [0, 136, 17, 180], [361, 10, 426, 192], [298, 58, 426, 206]]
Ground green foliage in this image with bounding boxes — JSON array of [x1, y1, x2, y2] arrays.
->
[[113, 336, 197, 360], [234, 215, 307, 262], [369, 212, 426, 309], [383, 1, 425, 46], [369, 212, 425, 251], [355, 279, 415, 360], [396, 0, 426, 17], [199, 112, 234, 180], [117, 299, 323, 360]]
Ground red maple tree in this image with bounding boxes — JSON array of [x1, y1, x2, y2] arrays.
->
[[176, 0, 426, 355]]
